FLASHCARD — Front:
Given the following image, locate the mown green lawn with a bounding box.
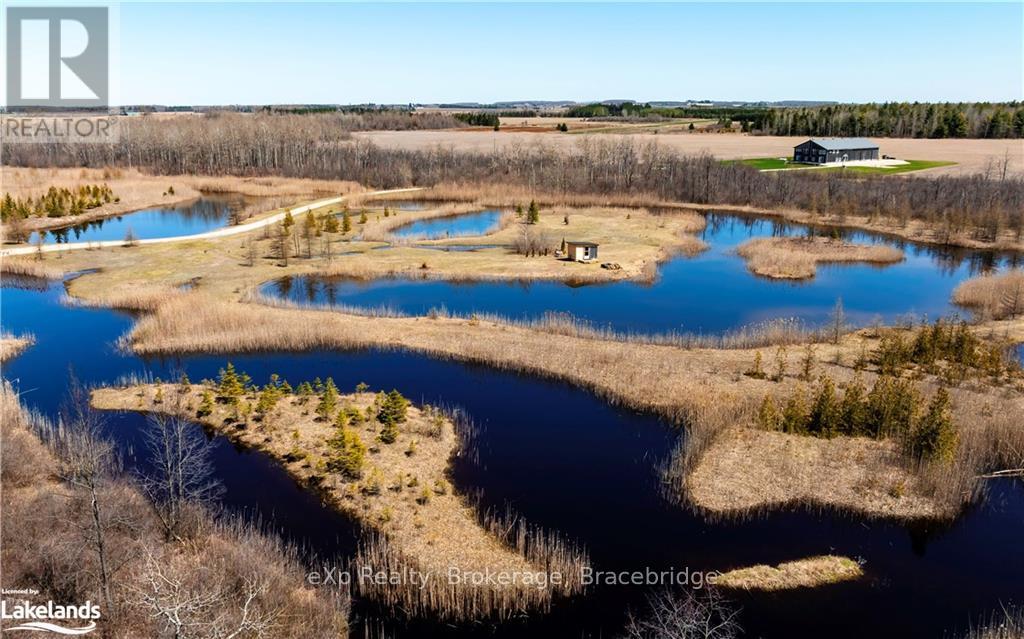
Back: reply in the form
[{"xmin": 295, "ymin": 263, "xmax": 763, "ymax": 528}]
[
  {"xmin": 834, "ymin": 160, "xmax": 957, "ymax": 175},
  {"xmin": 730, "ymin": 158, "xmax": 956, "ymax": 175},
  {"xmin": 735, "ymin": 157, "xmax": 814, "ymax": 170}
]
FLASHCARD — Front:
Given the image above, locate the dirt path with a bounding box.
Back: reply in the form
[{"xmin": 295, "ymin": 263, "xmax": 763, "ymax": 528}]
[{"xmin": 0, "ymin": 187, "xmax": 423, "ymax": 257}]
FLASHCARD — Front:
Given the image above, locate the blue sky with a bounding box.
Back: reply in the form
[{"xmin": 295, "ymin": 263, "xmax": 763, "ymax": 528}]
[{"xmin": 119, "ymin": 2, "xmax": 1023, "ymax": 105}]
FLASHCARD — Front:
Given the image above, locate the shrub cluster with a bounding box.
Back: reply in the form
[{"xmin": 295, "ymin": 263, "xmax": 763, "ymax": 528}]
[
  {"xmin": 758, "ymin": 373, "xmax": 959, "ymax": 463},
  {"xmin": 1, "ymin": 184, "xmax": 116, "ymax": 221},
  {"xmin": 205, "ymin": 363, "xmax": 414, "ymax": 480},
  {"xmin": 875, "ymin": 319, "xmax": 1018, "ymax": 382}
]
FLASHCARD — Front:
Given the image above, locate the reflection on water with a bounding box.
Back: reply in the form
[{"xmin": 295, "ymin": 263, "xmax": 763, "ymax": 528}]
[
  {"xmin": 391, "ymin": 209, "xmax": 503, "ymax": 240},
  {"xmin": 27, "ymin": 195, "xmax": 247, "ymax": 244},
  {"xmin": 2, "ymin": 276, "xmax": 1023, "ymax": 638},
  {"xmin": 265, "ymin": 212, "xmax": 1021, "ymax": 336}
]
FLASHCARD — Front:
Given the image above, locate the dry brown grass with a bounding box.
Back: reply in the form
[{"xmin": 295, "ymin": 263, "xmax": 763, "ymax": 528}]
[
  {"xmin": 269, "ymin": 201, "xmax": 707, "ymax": 284},
  {"xmin": 0, "ymin": 333, "xmax": 33, "ymax": 362},
  {"xmin": 0, "ymin": 382, "xmax": 349, "ymax": 638},
  {"xmin": 713, "ymin": 555, "xmax": 863, "ymax": 591},
  {"xmin": 389, "ymin": 182, "xmax": 690, "ymax": 211},
  {"xmin": 736, "ymin": 236, "xmax": 904, "ymax": 280},
  {"xmin": 354, "ymin": 131, "xmax": 1023, "ymax": 177},
  {"xmin": 686, "ymin": 428, "xmax": 945, "ymax": 519},
  {"xmin": 961, "ymin": 604, "xmax": 1024, "ymax": 639},
  {"xmin": 953, "ymin": 269, "xmax": 1024, "ymax": 321},
  {"xmin": 92, "ymin": 382, "xmax": 586, "ymax": 620},
  {"xmin": 0, "ymin": 255, "xmax": 70, "ymax": 278},
  {"xmin": 0, "ymin": 167, "xmax": 362, "ymax": 238},
  {"xmin": 116, "ymin": 291, "xmax": 1024, "ymax": 522}
]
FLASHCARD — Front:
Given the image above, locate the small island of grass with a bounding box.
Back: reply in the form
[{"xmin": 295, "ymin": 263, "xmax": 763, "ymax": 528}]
[
  {"xmin": 714, "ymin": 555, "xmax": 863, "ymax": 591},
  {"xmin": 91, "ymin": 363, "xmax": 587, "ymax": 622},
  {"xmin": 736, "ymin": 236, "xmax": 904, "ymax": 280}
]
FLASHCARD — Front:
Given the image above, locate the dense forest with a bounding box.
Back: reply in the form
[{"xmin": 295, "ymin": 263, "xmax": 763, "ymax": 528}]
[
  {"xmin": 761, "ymin": 102, "xmax": 1024, "ymax": 139},
  {"xmin": 5, "ymin": 118, "xmax": 1022, "ymax": 240},
  {"xmin": 564, "ymin": 102, "xmax": 1024, "ymax": 139}
]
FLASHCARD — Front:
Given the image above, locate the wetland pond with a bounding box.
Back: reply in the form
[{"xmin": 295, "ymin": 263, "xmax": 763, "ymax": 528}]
[
  {"xmin": 265, "ymin": 212, "xmax": 1022, "ymax": 336},
  {"xmin": 389, "ymin": 208, "xmax": 504, "ymax": 240},
  {"xmin": 3, "ymin": 226, "xmax": 1023, "ymax": 637},
  {"xmin": 27, "ymin": 194, "xmax": 247, "ymax": 245}
]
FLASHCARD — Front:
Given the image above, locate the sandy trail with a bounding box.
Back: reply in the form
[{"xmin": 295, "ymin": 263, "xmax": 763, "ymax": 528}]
[{"xmin": 0, "ymin": 187, "xmax": 423, "ymax": 257}]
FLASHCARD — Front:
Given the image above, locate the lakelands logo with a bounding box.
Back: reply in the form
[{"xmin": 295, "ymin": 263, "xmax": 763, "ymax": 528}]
[{"xmin": 1, "ymin": 599, "xmax": 101, "ymax": 635}]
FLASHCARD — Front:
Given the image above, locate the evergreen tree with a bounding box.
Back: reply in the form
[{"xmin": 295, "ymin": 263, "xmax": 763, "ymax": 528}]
[
  {"xmin": 196, "ymin": 389, "xmax": 214, "ymax": 417},
  {"xmin": 255, "ymin": 384, "xmax": 281, "ymax": 419},
  {"xmin": 358, "ymin": 210, "xmax": 368, "ymax": 224},
  {"xmin": 217, "ymin": 362, "xmax": 245, "ymax": 403},
  {"xmin": 772, "ymin": 346, "xmax": 787, "ymax": 382},
  {"xmin": 324, "ymin": 214, "xmax": 340, "ymax": 233},
  {"xmin": 282, "ymin": 210, "xmax": 295, "ymax": 231},
  {"xmin": 867, "ymin": 375, "xmax": 919, "ymax": 440},
  {"xmin": 377, "ymin": 389, "xmax": 409, "ymax": 425},
  {"xmin": 782, "ymin": 387, "xmax": 809, "ymax": 434},
  {"xmin": 745, "ymin": 351, "xmax": 767, "ymax": 379},
  {"xmin": 909, "ymin": 387, "xmax": 958, "ymax": 463},
  {"xmin": 757, "ymin": 395, "xmax": 781, "ymax": 430},
  {"xmin": 316, "ymin": 377, "xmax": 339, "ymax": 420},
  {"xmin": 379, "ymin": 419, "xmax": 399, "ymax": 444},
  {"xmin": 342, "ymin": 210, "xmax": 352, "ymax": 233},
  {"xmin": 799, "ymin": 345, "xmax": 816, "ymax": 382},
  {"xmin": 326, "ymin": 424, "xmax": 367, "ymax": 478},
  {"xmin": 839, "ymin": 375, "xmax": 870, "ymax": 436},
  {"xmin": 527, "ymin": 200, "xmax": 540, "ymax": 224},
  {"xmin": 296, "ymin": 381, "xmax": 314, "ymax": 403},
  {"xmin": 807, "ymin": 376, "xmax": 841, "ymax": 437}
]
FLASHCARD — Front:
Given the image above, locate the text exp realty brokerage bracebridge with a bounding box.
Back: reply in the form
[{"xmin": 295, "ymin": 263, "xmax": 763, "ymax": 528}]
[{"xmin": 308, "ymin": 566, "xmax": 721, "ymax": 590}]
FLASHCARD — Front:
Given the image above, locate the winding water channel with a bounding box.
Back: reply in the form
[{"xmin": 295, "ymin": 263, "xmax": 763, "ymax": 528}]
[
  {"xmin": 27, "ymin": 194, "xmax": 246, "ymax": 245},
  {"xmin": 267, "ymin": 212, "xmax": 1022, "ymax": 336},
  {"xmin": 2, "ymin": 206, "xmax": 1023, "ymax": 638}
]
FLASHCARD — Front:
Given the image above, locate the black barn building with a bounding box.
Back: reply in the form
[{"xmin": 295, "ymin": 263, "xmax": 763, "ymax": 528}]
[{"xmin": 793, "ymin": 138, "xmax": 880, "ymax": 164}]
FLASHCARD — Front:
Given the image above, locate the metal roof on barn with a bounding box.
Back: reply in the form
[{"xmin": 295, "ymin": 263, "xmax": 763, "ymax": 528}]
[{"xmin": 801, "ymin": 137, "xmax": 879, "ymax": 151}]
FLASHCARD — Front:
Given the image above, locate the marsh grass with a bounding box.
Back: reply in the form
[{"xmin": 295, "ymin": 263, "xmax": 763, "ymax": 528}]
[
  {"xmin": 0, "ymin": 332, "xmax": 34, "ymax": 363},
  {"xmin": 250, "ymin": 284, "xmax": 830, "ymax": 350},
  {"xmin": 953, "ymin": 269, "xmax": 1024, "ymax": 321},
  {"xmin": 736, "ymin": 236, "xmax": 904, "ymax": 280},
  {"xmin": 713, "ymin": 555, "xmax": 863, "ymax": 591},
  {"xmin": 0, "ymin": 256, "xmax": 68, "ymax": 279},
  {"xmin": 0, "ymin": 381, "xmax": 350, "ymax": 638},
  {"xmin": 352, "ymin": 509, "xmax": 589, "ymax": 623},
  {"xmin": 958, "ymin": 604, "xmax": 1024, "ymax": 639}
]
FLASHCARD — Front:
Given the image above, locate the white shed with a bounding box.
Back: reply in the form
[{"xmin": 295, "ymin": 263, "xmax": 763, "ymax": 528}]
[{"xmin": 566, "ymin": 241, "xmax": 599, "ymax": 262}]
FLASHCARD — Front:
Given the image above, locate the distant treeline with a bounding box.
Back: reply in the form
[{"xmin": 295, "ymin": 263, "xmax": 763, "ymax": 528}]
[
  {"xmin": 6, "ymin": 125, "xmax": 1021, "ymax": 240},
  {"xmin": 761, "ymin": 102, "xmax": 1024, "ymax": 139},
  {"xmin": 566, "ymin": 101, "xmax": 768, "ymax": 123},
  {"xmin": 564, "ymin": 101, "xmax": 1024, "ymax": 139},
  {"xmin": 453, "ymin": 112, "xmax": 500, "ymax": 127}
]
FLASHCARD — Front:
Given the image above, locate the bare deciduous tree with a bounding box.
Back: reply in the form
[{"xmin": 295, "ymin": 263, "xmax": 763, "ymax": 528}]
[
  {"xmin": 129, "ymin": 545, "xmax": 280, "ymax": 639},
  {"xmin": 141, "ymin": 405, "xmax": 222, "ymax": 539},
  {"xmin": 51, "ymin": 376, "xmax": 127, "ymax": 618},
  {"xmin": 621, "ymin": 588, "xmax": 742, "ymax": 639}
]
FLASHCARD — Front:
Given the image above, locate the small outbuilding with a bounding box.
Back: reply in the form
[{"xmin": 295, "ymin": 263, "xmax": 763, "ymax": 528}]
[
  {"xmin": 565, "ymin": 241, "xmax": 599, "ymax": 262},
  {"xmin": 793, "ymin": 138, "xmax": 880, "ymax": 165}
]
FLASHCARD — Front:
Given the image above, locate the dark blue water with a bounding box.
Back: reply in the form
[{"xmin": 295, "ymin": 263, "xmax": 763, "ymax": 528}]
[
  {"xmin": 365, "ymin": 199, "xmax": 428, "ymax": 211},
  {"xmin": 27, "ymin": 195, "xmax": 245, "ymax": 245},
  {"xmin": 265, "ymin": 214, "xmax": 1020, "ymax": 336},
  {"xmin": 391, "ymin": 209, "xmax": 503, "ymax": 240},
  {"xmin": 2, "ymin": 274, "xmax": 1023, "ymax": 638}
]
